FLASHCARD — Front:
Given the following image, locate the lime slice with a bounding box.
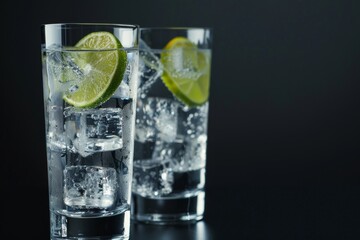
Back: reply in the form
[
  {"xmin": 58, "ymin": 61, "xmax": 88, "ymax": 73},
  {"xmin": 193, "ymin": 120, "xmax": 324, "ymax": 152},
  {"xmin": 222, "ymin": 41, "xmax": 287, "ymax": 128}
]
[
  {"xmin": 63, "ymin": 31, "xmax": 127, "ymax": 108},
  {"xmin": 160, "ymin": 37, "xmax": 210, "ymax": 107}
]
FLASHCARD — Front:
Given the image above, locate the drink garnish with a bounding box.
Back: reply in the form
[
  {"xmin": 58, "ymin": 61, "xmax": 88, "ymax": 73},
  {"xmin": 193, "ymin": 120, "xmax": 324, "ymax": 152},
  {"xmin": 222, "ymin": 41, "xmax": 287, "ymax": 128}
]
[
  {"xmin": 63, "ymin": 31, "xmax": 127, "ymax": 108},
  {"xmin": 160, "ymin": 37, "xmax": 210, "ymax": 107}
]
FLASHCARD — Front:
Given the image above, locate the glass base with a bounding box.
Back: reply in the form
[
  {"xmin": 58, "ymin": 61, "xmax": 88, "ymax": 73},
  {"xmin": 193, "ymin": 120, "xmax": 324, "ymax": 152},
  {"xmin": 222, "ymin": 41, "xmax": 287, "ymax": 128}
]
[
  {"xmin": 50, "ymin": 209, "xmax": 130, "ymax": 239},
  {"xmin": 131, "ymin": 191, "xmax": 205, "ymax": 225}
]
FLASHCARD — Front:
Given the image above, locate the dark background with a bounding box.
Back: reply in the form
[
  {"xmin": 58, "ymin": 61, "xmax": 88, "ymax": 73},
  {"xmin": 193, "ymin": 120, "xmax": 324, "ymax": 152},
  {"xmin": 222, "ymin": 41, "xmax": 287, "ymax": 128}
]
[{"xmin": 1, "ymin": 0, "xmax": 360, "ymax": 239}]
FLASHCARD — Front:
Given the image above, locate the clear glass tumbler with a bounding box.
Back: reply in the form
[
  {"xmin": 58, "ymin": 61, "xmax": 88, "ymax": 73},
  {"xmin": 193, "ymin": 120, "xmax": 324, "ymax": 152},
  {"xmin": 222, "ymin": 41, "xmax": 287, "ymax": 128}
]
[
  {"xmin": 131, "ymin": 27, "xmax": 213, "ymax": 224},
  {"xmin": 41, "ymin": 23, "xmax": 139, "ymax": 239}
]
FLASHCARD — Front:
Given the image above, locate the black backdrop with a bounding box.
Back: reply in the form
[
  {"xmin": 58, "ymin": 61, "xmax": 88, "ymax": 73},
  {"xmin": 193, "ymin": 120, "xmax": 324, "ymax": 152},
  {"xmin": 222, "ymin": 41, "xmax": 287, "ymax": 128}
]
[{"xmin": 1, "ymin": 0, "xmax": 360, "ymax": 239}]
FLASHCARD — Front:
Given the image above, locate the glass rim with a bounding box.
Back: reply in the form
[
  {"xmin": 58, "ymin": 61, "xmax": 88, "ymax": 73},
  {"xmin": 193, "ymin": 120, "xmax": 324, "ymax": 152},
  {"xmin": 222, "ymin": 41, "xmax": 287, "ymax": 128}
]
[
  {"xmin": 140, "ymin": 26, "xmax": 213, "ymax": 31},
  {"xmin": 42, "ymin": 23, "xmax": 139, "ymax": 30}
]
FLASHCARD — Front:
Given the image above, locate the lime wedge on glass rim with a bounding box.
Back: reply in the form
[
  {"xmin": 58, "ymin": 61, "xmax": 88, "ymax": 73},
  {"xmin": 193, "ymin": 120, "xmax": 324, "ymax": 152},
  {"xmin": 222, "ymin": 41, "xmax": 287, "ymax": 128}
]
[
  {"xmin": 160, "ymin": 37, "xmax": 210, "ymax": 107},
  {"xmin": 63, "ymin": 31, "xmax": 127, "ymax": 108}
]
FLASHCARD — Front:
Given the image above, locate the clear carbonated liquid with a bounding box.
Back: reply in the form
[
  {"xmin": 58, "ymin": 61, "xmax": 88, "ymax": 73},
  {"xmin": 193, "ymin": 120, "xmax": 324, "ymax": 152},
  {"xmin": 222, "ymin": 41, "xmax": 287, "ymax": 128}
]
[
  {"xmin": 43, "ymin": 47, "xmax": 137, "ymax": 238},
  {"xmin": 131, "ymin": 44, "xmax": 210, "ymax": 223}
]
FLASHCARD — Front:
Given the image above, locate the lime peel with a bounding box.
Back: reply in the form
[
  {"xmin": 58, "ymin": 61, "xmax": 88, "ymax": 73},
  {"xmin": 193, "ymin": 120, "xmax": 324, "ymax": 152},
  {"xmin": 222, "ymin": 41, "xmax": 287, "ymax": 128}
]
[
  {"xmin": 63, "ymin": 31, "xmax": 127, "ymax": 108},
  {"xmin": 160, "ymin": 37, "xmax": 210, "ymax": 107}
]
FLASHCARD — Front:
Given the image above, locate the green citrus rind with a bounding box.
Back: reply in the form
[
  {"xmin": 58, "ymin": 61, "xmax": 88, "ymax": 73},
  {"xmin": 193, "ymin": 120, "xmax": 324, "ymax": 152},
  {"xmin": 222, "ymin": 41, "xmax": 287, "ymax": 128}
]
[
  {"xmin": 160, "ymin": 37, "xmax": 210, "ymax": 107},
  {"xmin": 63, "ymin": 31, "xmax": 127, "ymax": 108}
]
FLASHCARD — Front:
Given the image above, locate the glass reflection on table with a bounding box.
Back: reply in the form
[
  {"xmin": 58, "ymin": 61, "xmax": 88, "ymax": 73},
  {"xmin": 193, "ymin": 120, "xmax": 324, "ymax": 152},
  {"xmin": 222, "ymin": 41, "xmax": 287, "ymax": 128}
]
[{"xmin": 130, "ymin": 221, "xmax": 214, "ymax": 240}]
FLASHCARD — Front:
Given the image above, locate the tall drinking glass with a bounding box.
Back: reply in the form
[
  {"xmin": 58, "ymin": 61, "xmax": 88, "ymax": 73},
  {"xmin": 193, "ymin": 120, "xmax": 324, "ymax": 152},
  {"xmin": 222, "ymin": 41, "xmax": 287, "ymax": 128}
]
[
  {"xmin": 131, "ymin": 27, "xmax": 213, "ymax": 224},
  {"xmin": 41, "ymin": 23, "xmax": 139, "ymax": 239}
]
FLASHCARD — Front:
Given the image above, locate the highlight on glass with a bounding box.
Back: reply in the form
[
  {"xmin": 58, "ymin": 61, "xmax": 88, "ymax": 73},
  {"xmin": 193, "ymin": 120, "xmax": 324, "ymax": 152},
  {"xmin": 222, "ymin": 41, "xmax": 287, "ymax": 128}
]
[
  {"xmin": 131, "ymin": 27, "xmax": 213, "ymax": 224},
  {"xmin": 41, "ymin": 23, "xmax": 139, "ymax": 239}
]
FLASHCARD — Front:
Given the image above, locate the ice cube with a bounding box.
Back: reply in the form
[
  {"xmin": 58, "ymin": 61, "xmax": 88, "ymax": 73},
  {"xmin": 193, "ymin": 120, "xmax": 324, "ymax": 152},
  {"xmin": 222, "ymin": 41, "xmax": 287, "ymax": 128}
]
[
  {"xmin": 179, "ymin": 103, "xmax": 208, "ymax": 138},
  {"xmin": 151, "ymin": 139, "xmax": 185, "ymax": 163},
  {"xmin": 47, "ymin": 105, "xmax": 66, "ymax": 152},
  {"xmin": 150, "ymin": 135, "xmax": 207, "ymax": 172},
  {"xmin": 113, "ymin": 77, "xmax": 131, "ymax": 99},
  {"xmin": 113, "ymin": 60, "xmax": 134, "ymax": 99},
  {"xmin": 64, "ymin": 166, "xmax": 117, "ymax": 209},
  {"xmin": 138, "ymin": 40, "xmax": 163, "ymax": 95},
  {"xmin": 132, "ymin": 159, "xmax": 173, "ymax": 197},
  {"xmin": 64, "ymin": 107, "xmax": 123, "ymax": 157},
  {"xmin": 135, "ymin": 97, "xmax": 178, "ymax": 143},
  {"xmin": 45, "ymin": 47, "xmax": 86, "ymax": 104},
  {"xmin": 46, "ymin": 47, "xmax": 84, "ymax": 89},
  {"xmin": 180, "ymin": 134, "xmax": 207, "ymax": 171}
]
